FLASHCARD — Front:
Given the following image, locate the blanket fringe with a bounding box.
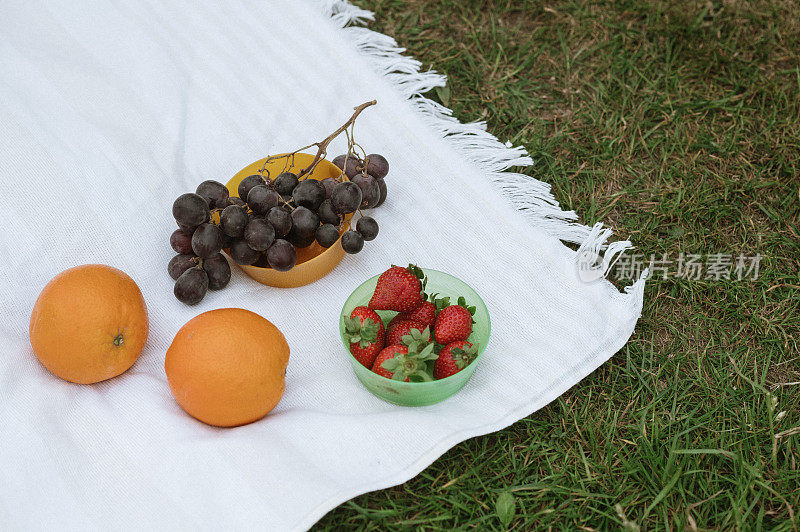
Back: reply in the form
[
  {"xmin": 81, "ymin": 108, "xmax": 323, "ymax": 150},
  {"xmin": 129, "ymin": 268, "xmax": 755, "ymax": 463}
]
[{"xmin": 319, "ymin": 0, "xmax": 646, "ymax": 294}]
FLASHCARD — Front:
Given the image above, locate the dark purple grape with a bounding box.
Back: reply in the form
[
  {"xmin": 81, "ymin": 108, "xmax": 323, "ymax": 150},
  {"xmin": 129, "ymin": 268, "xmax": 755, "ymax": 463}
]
[
  {"xmin": 220, "ymin": 205, "xmax": 248, "ymax": 237},
  {"xmin": 356, "ymin": 216, "xmax": 379, "ymax": 241},
  {"xmin": 230, "ymin": 239, "xmax": 262, "ymax": 265},
  {"xmin": 220, "ymin": 232, "xmax": 233, "ymax": 248},
  {"xmin": 168, "ymin": 254, "xmax": 197, "ymax": 280},
  {"xmin": 332, "ymin": 154, "xmax": 362, "ymax": 178},
  {"xmin": 330, "ymin": 181, "xmax": 362, "ymax": 214},
  {"xmin": 292, "ymin": 179, "xmax": 326, "ymax": 210},
  {"xmin": 318, "ymin": 199, "xmax": 341, "ymax": 226},
  {"xmin": 290, "ymin": 206, "xmax": 319, "ymax": 238},
  {"xmin": 267, "ymin": 206, "xmax": 292, "ymax": 237},
  {"xmin": 228, "ymin": 196, "xmax": 246, "ymax": 207},
  {"xmin": 177, "ymin": 222, "xmax": 198, "ymax": 235},
  {"xmin": 173, "ymin": 193, "xmax": 209, "ymax": 227},
  {"xmin": 196, "ymin": 180, "xmax": 229, "ymax": 209},
  {"xmin": 252, "ymin": 254, "xmax": 270, "ymax": 268},
  {"xmin": 351, "ymin": 174, "xmax": 380, "ymax": 209},
  {"xmin": 266, "ymin": 239, "xmax": 297, "ymax": 271},
  {"xmin": 341, "ymin": 230, "xmax": 364, "ymax": 254},
  {"xmin": 244, "ymin": 218, "xmax": 276, "ymax": 251},
  {"xmin": 274, "ymin": 172, "xmax": 299, "ymax": 195},
  {"xmin": 375, "ymin": 177, "xmax": 387, "ymax": 207},
  {"xmin": 238, "ymin": 174, "xmax": 266, "ymax": 202},
  {"xmin": 191, "ymin": 223, "xmax": 224, "ymax": 258},
  {"xmin": 247, "ymin": 185, "xmax": 281, "ymax": 215},
  {"xmin": 174, "ymin": 267, "xmax": 208, "ymax": 305},
  {"xmin": 170, "ymin": 229, "xmax": 193, "ymax": 254},
  {"xmin": 203, "ymin": 253, "xmax": 231, "ymax": 290},
  {"xmin": 321, "ymin": 178, "xmax": 338, "ymax": 198},
  {"xmin": 364, "ymin": 154, "xmax": 389, "ymax": 179},
  {"xmin": 287, "ymin": 230, "xmax": 316, "ymax": 248},
  {"xmin": 316, "ymin": 224, "xmax": 340, "ymax": 248}
]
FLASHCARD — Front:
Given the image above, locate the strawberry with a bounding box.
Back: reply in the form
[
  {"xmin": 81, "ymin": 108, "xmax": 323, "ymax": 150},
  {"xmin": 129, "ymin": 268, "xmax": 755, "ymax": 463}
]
[
  {"xmin": 343, "ymin": 306, "xmax": 385, "ymax": 368},
  {"xmin": 368, "ymin": 264, "xmax": 425, "ymax": 312},
  {"xmin": 406, "ymin": 300, "xmax": 436, "ymax": 326},
  {"xmin": 389, "ymin": 299, "xmax": 437, "ymax": 329},
  {"xmin": 386, "ymin": 313, "xmax": 405, "ymax": 329},
  {"xmin": 371, "ymin": 345, "xmax": 408, "ymax": 379},
  {"xmin": 386, "ymin": 320, "xmax": 427, "ymax": 346},
  {"xmin": 433, "ymin": 303, "xmax": 474, "ymax": 344},
  {"xmin": 351, "ymin": 306, "xmax": 385, "ymax": 337},
  {"xmin": 372, "ymin": 342, "xmax": 438, "ymax": 381},
  {"xmin": 434, "ymin": 340, "xmax": 478, "ymax": 379}
]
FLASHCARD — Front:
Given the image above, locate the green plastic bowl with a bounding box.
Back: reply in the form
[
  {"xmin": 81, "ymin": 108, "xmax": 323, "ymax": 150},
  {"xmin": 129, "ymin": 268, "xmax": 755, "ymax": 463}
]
[{"xmin": 339, "ymin": 268, "xmax": 490, "ymax": 406}]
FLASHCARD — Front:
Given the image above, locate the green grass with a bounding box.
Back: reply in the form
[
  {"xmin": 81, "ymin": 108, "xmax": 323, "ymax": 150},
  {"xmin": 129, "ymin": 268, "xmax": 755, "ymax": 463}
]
[{"xmin": 315, "ymin": 1, "xmax": 800, "ymax": 529}]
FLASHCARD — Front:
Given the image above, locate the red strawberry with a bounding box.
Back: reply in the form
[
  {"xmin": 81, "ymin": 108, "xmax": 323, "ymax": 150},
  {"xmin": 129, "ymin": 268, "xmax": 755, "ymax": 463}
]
[
  {"xmin": 368, "ymin": 265, "xmax": 424, "ymax": 312},
  {"xmin": 386, "ymin": 319, "xmax": 427, "ymax": 346},
  {"xmin": 343, "ymin": 306, "xmax": 385, "ymax": 368},
  {"xmin": 371, "ymin": 344, "xmax": 409, "ymax": 380},
  {"xmin": 388, "ymin": 300, "xmax": 437, "ymax": 330},
  {"xmin": 433, "ymin": 304, "xmax": 473, "ymax": 344},
  {"xmin": 403, "ymin": 300, "xmax": 437, "ymax": 327},
  {"xmin": 386, "ymin": 313, "xmax": 405, "ymax": 329},
  {"xmin": 351, "ymin": 306, "xmax": 385, "ymax": 336},
  {"xmin": 372, "ymin": 342, "xmax": 438, "ymax": 381},
  {"xmin": 434, "ymin": 340, "xmax": 478, "ymax": 379}
]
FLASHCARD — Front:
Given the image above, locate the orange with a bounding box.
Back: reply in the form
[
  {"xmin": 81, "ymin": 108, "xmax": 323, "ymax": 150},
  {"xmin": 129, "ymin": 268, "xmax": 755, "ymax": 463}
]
[
  {"xmin": 165, "ymin": 308, "xmax": 290, "ymax": 427},
  {"xmin": 29, "ymin": 264, "xmax": 149, "ymax": 384}
]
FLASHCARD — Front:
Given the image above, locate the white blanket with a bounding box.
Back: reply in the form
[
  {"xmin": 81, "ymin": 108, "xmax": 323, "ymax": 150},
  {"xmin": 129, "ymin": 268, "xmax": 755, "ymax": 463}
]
[{"xmin": 0, "ymin": 1, "xmax": 645, "ymax": 529}]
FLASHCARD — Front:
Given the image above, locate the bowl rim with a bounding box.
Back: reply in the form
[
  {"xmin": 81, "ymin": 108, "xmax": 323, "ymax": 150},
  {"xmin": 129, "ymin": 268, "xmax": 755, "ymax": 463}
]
[{"xmin": 339, "ymin": 267, "xmax": 491, "ymax": 386}]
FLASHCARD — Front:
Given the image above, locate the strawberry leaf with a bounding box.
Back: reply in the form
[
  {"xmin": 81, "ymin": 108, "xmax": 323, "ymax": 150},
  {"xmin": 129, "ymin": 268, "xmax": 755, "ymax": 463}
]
[
  {"xmin": 407, "ymin": 264, "xmax": 428, "ymax": 298},
  {"xmin": 344, "ymin": 315, "xmax": 380, "ymax": 346},
  {"xmin": 405, "ymin": 340, "xmax": 422, "ymax": 354},
  {"xmin": 417, "ymin": 343, "xmax": 438, "ymax": 361},
  {"xmin": 401, "ymin": 327, "xmax": 430, "ymax": 348},
  {"xmin": 381, "ymin": 358, "xmax": 401, "ymax": 372},
  {"xmin": 343, "ymin": 316, "xmax": 360, "ymax": 333},
  {"xmin": 410, "ymin": 370, "xmax": 433, "ymax": 382},
  {"xmin": 452, "ymin": 344, "xmax": 478, "ymax": 369},
  {"xmin": 420, "ymin": 326, "xmax": 431, "ymax": 341},
  {"xmin": 434, "ymin": 296, "xmax": 450, "ymax": 311},
  {"xmin": 408, "ymin": 264, "xmax": 425, "ymax": 280}
]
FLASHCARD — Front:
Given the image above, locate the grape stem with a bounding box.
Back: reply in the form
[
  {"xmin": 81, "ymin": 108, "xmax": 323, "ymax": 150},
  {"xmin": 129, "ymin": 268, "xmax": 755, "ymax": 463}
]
[
  {"xmin": 299, "ymin": 100, "xmax": 376, "ymax": 178},
  {"xmin": 259, "ymin": 100, "xmax": 377, "ymax": 180},
  {"xmin": 280, "ymin": 197, "xmax": 296, "ymax": 211}
]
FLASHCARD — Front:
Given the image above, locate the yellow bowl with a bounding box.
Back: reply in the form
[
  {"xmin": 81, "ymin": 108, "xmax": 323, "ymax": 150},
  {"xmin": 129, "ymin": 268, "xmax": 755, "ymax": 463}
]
[{"xmin": 225, "ymin": 153, "xmax": 350, "ymax": 288}]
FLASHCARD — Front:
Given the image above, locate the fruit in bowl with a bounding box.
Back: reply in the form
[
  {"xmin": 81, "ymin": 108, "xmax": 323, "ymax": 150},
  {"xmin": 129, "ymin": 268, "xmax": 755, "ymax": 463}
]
[
  {"xmin": 340, "ymin": 265, "xmax": 490, "ymax": 406},
  {"xmin": 165, "ymin": 101, "xmax": 393, "ymax": 302}
]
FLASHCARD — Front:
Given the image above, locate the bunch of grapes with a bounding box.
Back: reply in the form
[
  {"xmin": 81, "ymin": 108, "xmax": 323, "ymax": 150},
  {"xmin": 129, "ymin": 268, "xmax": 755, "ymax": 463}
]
[{"xmin": 168, "ymin": 151, "xmax": 390, "ymax": 305}]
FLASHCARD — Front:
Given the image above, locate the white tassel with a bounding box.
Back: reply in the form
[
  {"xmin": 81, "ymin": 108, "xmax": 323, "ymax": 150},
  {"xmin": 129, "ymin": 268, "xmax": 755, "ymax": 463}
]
[
  {"xmin": 318, "ymin": 0, "xmax": 373, "ymax": 27},
  {"xmin": 319, "ymin": 0, "xmax": 647, "ymax": 293}
]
